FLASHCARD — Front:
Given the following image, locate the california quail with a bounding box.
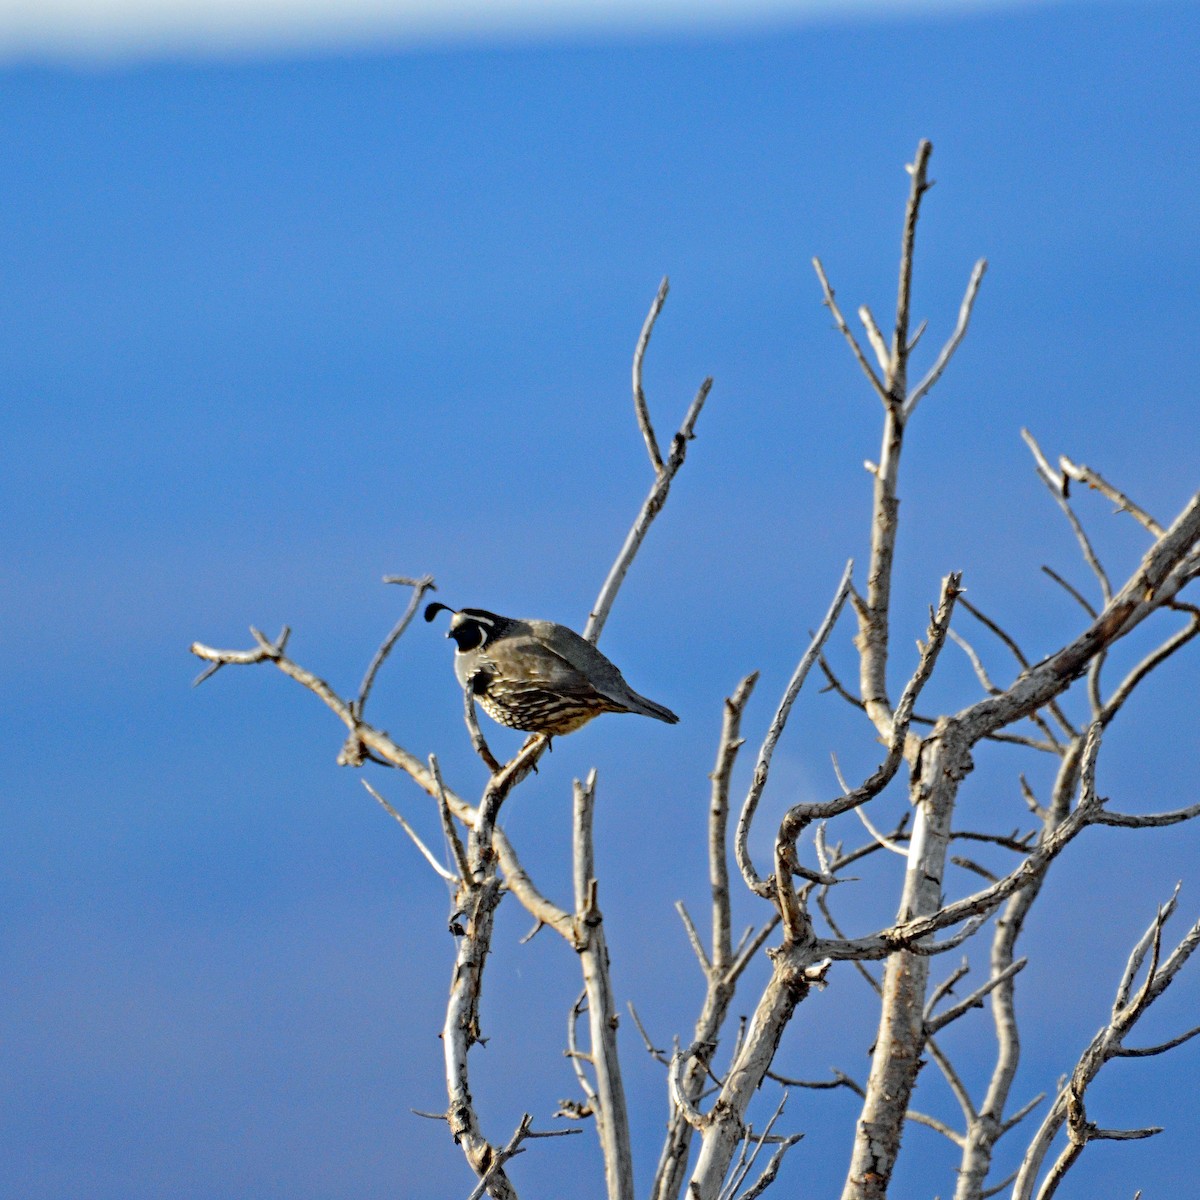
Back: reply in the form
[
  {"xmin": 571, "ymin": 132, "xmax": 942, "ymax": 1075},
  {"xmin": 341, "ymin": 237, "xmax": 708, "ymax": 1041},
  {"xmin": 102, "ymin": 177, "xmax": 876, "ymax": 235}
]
[{"xmin": 425, "ymin": 604, "xmax": 679, "ymax": 736}]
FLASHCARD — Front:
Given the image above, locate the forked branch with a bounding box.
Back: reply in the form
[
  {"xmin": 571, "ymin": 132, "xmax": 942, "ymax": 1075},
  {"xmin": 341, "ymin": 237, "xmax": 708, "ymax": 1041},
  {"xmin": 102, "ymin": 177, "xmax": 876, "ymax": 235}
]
[{"xmin": 1012, "ymin": 893, "xmax": 1200, "ymax": 1200}]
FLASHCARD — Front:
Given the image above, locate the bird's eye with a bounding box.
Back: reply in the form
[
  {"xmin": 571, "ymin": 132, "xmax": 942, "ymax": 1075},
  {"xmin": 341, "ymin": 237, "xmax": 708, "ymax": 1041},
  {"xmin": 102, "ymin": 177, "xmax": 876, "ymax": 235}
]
[{"xmin": 450, "ymin": 622, "xmax": 486, "ymax": 652}]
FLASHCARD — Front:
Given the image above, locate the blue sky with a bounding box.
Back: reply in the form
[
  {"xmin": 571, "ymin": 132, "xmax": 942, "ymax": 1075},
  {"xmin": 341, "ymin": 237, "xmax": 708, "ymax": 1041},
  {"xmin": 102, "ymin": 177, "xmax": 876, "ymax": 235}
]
[{"xmin": 3, "ymin": 2, "xmax": 1200, "ymax": 1197}]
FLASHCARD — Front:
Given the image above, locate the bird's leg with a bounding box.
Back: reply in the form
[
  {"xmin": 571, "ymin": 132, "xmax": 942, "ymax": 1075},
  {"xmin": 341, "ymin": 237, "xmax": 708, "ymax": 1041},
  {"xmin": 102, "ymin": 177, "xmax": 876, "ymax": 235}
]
[{"xmin": 518, "ymin": 732, "xmax": 546, "ymax": 766}]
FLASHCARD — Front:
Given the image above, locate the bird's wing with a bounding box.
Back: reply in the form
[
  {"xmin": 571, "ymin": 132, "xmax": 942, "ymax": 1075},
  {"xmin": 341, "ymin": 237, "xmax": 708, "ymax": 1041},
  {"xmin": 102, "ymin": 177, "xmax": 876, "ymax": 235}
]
[{"xmin": 516, "ymin": 623, "xmax": 634, "ymax": 708}]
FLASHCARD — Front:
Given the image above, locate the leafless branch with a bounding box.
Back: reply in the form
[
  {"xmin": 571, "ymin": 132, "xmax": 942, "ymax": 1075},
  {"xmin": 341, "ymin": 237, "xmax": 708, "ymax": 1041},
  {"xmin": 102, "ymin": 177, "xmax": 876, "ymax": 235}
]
[
  {"xmin": 443, "ymin": 843, "xmax": 512, "ymax": 1196},
  {"xmin": 817, "ymin": 653, "xmax": 867, "ymax": 712},
  {"xmin": 354, "ymin": 574, "xmax": 436, "ymax": 717},
  {"xmin": 950, "ymin": 856, "xmax": 998, "ymax": 883},
  {"xmin": 1001, "ymin": 1093, "xmax": 1048, "ymax": 1137},
  {"xmin": 651, "ymin": 676, "xmax": 768, "ymax": 1200},
  {"xmin": 951, "ymin": 627, "xmax": 1000, "ymax": 694},
  {"xmin": 926, "ymin": 958, "xmax": 1027, "ymax": 1035},
  {"xmin": 362, "ymin": 779, "xmax": 457, "ymax": 883},
  {"xmin": 979, "ymin": 1169, "xmax": 1019, "ymax": 1199},
  {"xmin": 1013, "ymin": 893, "xmax": 1200, "ymax": 1200},
  {"xmin": 927, "ymin": 1036, "xmax": 977, "ymax": 1125},
  {"xmin": 1058, "ymin": 456, "xmax": 1164, "ymax": 536},
  {"xmin": 566, "ymin": 991, "xmax": 599, "ymax": 1110},
  {"xmin": 669, "ymin": 1040, "xmax": 710, "ymax": 1132},
  {"xmin": 1117, "ymin": 1023, "xmax": 1200, "ymax": 1057},
  {"xmin": 586, "ymin": 374, "xmax": 713, "ymax": 643},
  {"xmin": 906, "ymin": 1109, "xmax": 965, "ymax": 1147},
  {"xmin": 627, "ymin": 1002, "xmax": 669, "ymax": 1065},
  {"xmin": 463, "ymin": 1114, "xmax": 581, "ymax": 1200},
  {"xmin": 924, "ymin": 958, "xmax": 970, "ymax": 1022},
  {"xmin": 1090, "ymin": 798, "xmax": 1200, "ymax": 829},
  {"xmin": 570, "ymin": 771, "xmax": 635, "ymax": 1200},
  {"xmin": 736, "ymin": 560, "xmax": 854, "ymax": 898},
  {"xmin": 430, "ymin": 754, "xmax": 471, "ymax": 882},
  {"xmin": 677, "ymin": 900, "xmax": 712, "ymax": 975},
  {"xmin": 858, "ymin": 304, "xmax": 890, "ymax": 374},
  {"xmin": 729, "ymin": 1133, "xmax": 804, "ymax": 1200},
  {"xmin": 191, "ymin": 137, "xmax": 1200, "ymax": 1200},
  {"xmin": 710, "ymin": 672, "xmax": 758, "ymax": 974},
  {"xmin": 1101, "ymin": 611, "xmax": 1200, "ymax": 722},
  {"xmin": 767, "ymin": 1067, "xmax": 863, "ymax": 1095},
  {"xmin": 1022, "ymin": 429, "xmax": 1112, "ymax": 604},
  {"xmin": 463, "ymin": 689, "xmax": 503, "ymax": 773},
  {"xmin": 192, "ymin": 274, "xmax": 713, "ymax": 1197},
  {"xmin": 1019, "ymin": 774, "xmax": 1047, "ymax": 819},
  {"xmin": 633, "ymin": 276, "xmax": 670, "ymax": 474},
  {"xmin": 728, "ymin": 915, "xmax": 782, "ymax": 983},
  {"xmin": 717, "ymin": 1092, "xmax": 796, "ymax": 1200},
  {"xmin": 958, "ymin": 596, "xmax": 1078, "ymax": 740},
  {"xmin": 1039, "ymin": 565, "xmax": 1098, "ymax": 618},
  {"xmin": 775, "ymin": 573, "xmax": 961, "ymax": 936},
  {"xmin": 685, "ymin": 950, "xmax": 830, "ymax": 1197},
  {"xmin": 839, "ymin": 516, "xmax": 1200, "ymax": 1199},
  {"xmin": 191, "ymin": 345, "xmax": 706, "ymax": 1191},
  {"xmin": 191, "ymin": 624, "xmax": 290, "ymax": 685},
  {"xmin": 953, "ymin": 768, "xmax": 1055, "ymax": 1200},
  {"xmin": 846, "ymin": 783, "xmax": 907, "ymax": 856},
  {"xmin": 889, "ymin": 139, "xmax": 934, "ymax": 395},
  {"xmin": 812, "ymin": 257, "xmax": 890, "ymax": 403},
  {"xmin": 904, "ymin": 256, "xmax": 987, "ymax": 419}
]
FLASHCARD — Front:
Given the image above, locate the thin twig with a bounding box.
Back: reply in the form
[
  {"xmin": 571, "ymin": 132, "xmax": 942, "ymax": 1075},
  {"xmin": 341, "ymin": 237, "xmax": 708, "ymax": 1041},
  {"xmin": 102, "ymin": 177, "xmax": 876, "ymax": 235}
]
[
  {"xmin": 627, "ymin": 1002, "xmax": 669, "ymax": 1065},
  {"xmin": 889, "ymin": 138, "xmax": 934, "ymax": 397},
  {"xmin": 1022, "ymin": 429, "xmax": 1112, "ymax": 604},
  {"xmin": 586, "ymin": 375, "xmax": 713, "ymax": 644},
  {"xmin": 1013, "ymin": 893, "xmax": 1200, "ymax": 1200},
  {"xmin": 812, "ymin": 258, "xmax": 890, "ymax": 403},
  {"xmin": 736, "ymin": 560, "xmax": 854, "ymax": 897},
  {"xmin": 927, "ymin": 1036, "xmax": 977, "ymax": 1124},
  {"xmin": 731, "ymin": 1133, "xmax": 804, "ymax": 1200},
  {"xmin": 677, "ymin": 900, "xmax": 712, "ymax": 976},
  {"xmin": 858, "ymin": 304, "xmax": 891, "ymax": 374},
  {"xmin": 926, "ymin": 959, "xmax": 1027, "ymax": 1035},
  {"xmin": 1039, "ymin": 565, "xmax": 1098, "ymax": 618},
  {"xmin": 906, "ymin": 1109, "xmax": 965, "ymax": 1147},
  {"xmin": 767, "ymin": 1068, "xmax": 863, "ymax": 1095},
  {"xmin": 355, "ymin": 574, "xmax": 436, "ymax": 717},
  {"xmin": 464, "ymin": 688, "xmax": 502, "ymax": 774},
  {"xmin": 362, "ymin": 780, "xmax": 457, "ymax": 883},
  {"xmin": 430, "ymin": 754, "xmax": 471, "ymax": 882},
  {"xmin": 904, "ymin": 257, "xmax": 987, "ymax": 419},
  {"xmin": 1058, "ymin": 456, "xmax": 1163, "ymax": 536},
  {"xmin": 832, "ymin": 754, "xmax": 906, "ymax": 856},
  {"xmin": 924, "ymin": 958, "xmax": 970, "ymax": 1023},
  {"xmin": 958, "ymin": 595, "xmax": 1078, "ymax": 740},
  {"xmin": 709, "ymin": 672, "xmax": 759, "ymax": 979},
  {"xmin": 633, "ymin": 276, "xmax": 670, "ymax": 474},
  {"xmin": 566, "ymin": 991, "xmax": 599, "ymax": 1107},
  {"xmin": 463, "ymin": 1114, "xmax": 581, "ymax": 1200}
]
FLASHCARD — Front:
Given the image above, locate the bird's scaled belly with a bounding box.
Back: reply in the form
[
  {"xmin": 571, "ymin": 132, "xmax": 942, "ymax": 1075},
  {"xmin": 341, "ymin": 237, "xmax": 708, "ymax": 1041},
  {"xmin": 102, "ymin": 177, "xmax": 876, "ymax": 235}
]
[{"xmin": 478, "ymin": 686, "xmax": 605, "ymax": 735}]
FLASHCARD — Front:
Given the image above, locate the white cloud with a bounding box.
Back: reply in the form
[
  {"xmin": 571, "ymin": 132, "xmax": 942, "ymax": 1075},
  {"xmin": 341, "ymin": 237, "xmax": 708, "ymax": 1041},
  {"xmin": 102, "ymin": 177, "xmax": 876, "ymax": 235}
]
[{"xmin": 0, "ymin": 0, "xmax": 1061, "ymax": 61}]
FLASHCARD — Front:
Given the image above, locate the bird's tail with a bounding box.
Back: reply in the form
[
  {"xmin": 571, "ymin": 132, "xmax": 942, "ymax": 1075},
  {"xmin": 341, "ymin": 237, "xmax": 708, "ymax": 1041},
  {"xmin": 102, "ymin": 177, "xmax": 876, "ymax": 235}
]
[{"xmin": 624, "ymin": 690, "xmax": 679, "ymax": 724}]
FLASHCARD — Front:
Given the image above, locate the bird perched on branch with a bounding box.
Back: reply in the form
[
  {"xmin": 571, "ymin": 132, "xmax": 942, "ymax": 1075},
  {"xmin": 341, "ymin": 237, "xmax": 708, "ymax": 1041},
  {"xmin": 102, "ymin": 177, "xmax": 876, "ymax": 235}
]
[{"xmin": 425, "ymin": 604, "xmax": 678, "ymax": 737}]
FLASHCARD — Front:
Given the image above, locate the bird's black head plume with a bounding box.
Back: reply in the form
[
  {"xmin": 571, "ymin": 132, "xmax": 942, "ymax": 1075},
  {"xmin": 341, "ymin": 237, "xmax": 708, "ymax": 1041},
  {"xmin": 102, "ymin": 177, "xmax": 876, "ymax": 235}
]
[{"xmin": 424, "ymin": 602, "xmax": 455, "ymax": 623}]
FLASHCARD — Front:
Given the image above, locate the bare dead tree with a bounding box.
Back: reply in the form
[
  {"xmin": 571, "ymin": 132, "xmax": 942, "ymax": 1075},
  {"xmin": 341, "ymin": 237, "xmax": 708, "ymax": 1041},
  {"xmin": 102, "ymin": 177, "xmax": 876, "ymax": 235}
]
[{"xmin": 191, "ymin": 141, "xmax": 1200, "ymax": 1200}]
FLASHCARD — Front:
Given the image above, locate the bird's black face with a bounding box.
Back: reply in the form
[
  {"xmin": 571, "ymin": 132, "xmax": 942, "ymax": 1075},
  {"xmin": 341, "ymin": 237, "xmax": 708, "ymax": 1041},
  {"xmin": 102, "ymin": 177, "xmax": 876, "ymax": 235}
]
[
  {"xmin": 424, "ymin": 603, "xmax": 504, "ymax": 653},
  {"xmin": 447, "ymin": 616, "xmax": 489, "ymax": 651}
]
